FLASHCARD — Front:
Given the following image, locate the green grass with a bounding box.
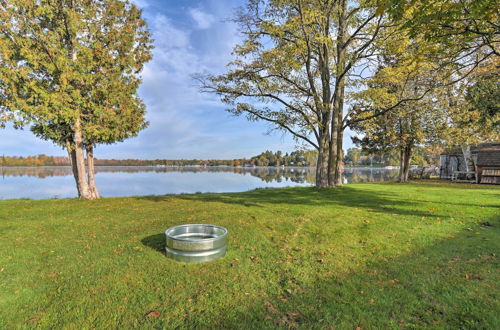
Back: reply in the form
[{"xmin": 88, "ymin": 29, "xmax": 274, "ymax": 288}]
[{"xmin": 0, "ymin": 181, "xmax": 498, "ymax": 329}]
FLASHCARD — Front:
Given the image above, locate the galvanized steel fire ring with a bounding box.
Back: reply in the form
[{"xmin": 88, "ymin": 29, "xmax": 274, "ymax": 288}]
[{"xmin": 165, "ymin": 224, "xmax": 228, "ymax": 263}]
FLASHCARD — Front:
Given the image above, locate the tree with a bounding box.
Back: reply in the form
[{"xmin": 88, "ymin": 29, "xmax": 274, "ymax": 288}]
[
  {"xmin": 438, "ymin": 58, "xmax": 500, "ymax": 172},
  {"xmin": 350, "ymin": 38, "xmax": 447, "ymax": 182},
  {"xmin": 199, "ymin": 0, "xmax": 404, "ymax": 187},
  {"xmin": 0, "ymin": 0, "xmax": 153, "ymax": 199},
  {"xmin": 465, "ymin": 58, "xmax": 500, "ymax": 129},
  {"xmin": 386, "ymin": 0, "xmax": 499, "ymax": 57},
  {"xmin": 381, "ymin": 0, "xmax": 498, "ymax": 94}
]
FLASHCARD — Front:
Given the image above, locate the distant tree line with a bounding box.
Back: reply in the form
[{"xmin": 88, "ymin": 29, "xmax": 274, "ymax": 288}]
[
  {"xmin": 2, "ymin": 147, "xmax": 444, "ymax": 168},
  {"xmin": 0, "ymin": 150, "xmax": 319, "ymax": 167},
  {"xmin": 344, "ymin": 147, "xmax": 442, "ymax": 168},
  {"xmin": 0, "ymin": 155, "xmax": 70, "ymax": 167}
]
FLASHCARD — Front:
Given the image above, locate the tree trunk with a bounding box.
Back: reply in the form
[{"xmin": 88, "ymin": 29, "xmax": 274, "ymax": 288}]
[
  {"xmin": 329, "ymin": 0, "xmax": 347, "ymax": 187},
  {"xmin": 403, "ymin": 145, "xmax": 412, "ymax": 182},
  {"xmin": 68, "ymin": 34, "xmax": 94, "ymax": 199},
  {"xmin": 66, "ymin": 141, "xmax": 81, "ymax": 197},
  {"xmin": 399, "ymin": 145, "xmax": 412, "ymax": 182},
  {"xmin": 86, "ymin": 145, "xmax": 100, "ymax": 199},
  {"xmin": 316, "ymin": 132, "xmax": 331, "ymax": 188},
  {"xmin": 461, "ymin": 144, "xmax": 472, "ymax": 172},
  {"xmin": 334, "ymin": 127, "xmax": 344, "ymax": 186},
  {"xmin": 73, "ymin": 117, "xmax": 93, "ymax": 199},
  {"xmin": 398, "ymin": 147, "xmax": 406, "ymax": 182},
  {"xmin": 328, "ymin": 113, "xmax": 339, "ymax": 187}
]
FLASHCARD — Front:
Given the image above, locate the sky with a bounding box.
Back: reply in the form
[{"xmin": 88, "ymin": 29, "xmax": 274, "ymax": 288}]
[{"xmin": 0, "ymin": 0, "xmax": 355, "ymax": 160}]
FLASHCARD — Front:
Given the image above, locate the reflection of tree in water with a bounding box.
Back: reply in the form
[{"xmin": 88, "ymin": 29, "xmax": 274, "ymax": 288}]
[
  {"xmin": 0, "ymin": 166, "xmax": 399, "ymax": 184},
  {"xmin": 0, "ymin": 167, "xmax": 73, "ymax": 179}
]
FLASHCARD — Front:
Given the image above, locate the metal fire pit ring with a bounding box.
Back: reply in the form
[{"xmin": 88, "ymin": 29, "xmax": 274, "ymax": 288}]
[{"xmin": 165, "ymin": 224, "xmax": 228, "ymax": 263}]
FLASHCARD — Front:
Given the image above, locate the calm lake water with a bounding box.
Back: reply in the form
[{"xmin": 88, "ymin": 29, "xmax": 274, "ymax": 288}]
[{"xmin": 0, "ymin": 166, "xmax": 399, "ymax": 200}]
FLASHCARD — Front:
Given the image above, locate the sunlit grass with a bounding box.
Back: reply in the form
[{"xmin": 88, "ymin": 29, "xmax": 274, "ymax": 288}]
[{"xmin": 0, "ymin": 181, "xmax": 498, "ymax": 328}]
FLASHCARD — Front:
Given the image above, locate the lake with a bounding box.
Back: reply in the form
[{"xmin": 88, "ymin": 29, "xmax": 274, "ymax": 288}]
[{"xmin": 0, "ymin": 166, "xmax": 399, "ymax": 200}]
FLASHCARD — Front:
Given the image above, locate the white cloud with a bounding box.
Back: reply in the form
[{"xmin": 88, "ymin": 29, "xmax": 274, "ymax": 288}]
[{"xmin": 188, "ymin": 8, "xmax": 216, "ymax": 29}]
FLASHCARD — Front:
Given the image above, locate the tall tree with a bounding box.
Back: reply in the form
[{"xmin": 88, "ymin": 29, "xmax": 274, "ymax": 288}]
[
  {"xmin": 199, "ymin": 0, "xmax": 398, "ymax": 187},
  {"xmin": 0, "ymin": 0, "xmax": 152, "ymax": 199}
]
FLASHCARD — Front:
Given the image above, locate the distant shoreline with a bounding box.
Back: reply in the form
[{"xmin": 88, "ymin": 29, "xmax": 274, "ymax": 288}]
[{"xmin": 0, "ymin": 164, "xmax": 401, "ymax": 169}]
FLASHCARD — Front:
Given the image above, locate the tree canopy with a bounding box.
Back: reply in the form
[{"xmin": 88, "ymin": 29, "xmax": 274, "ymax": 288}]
[{"xmin": 0, "ymin": 0, "xmax": 153, "ymax": 199}]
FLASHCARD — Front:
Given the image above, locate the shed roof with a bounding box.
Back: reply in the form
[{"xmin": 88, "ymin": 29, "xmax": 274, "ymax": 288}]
[
  {"xmin": 440, "ymin": 146, "xmax": 480, "ymax": 157},
  {"xmin": 477, "ymin": 143, "xmax": 500, "ymax": 167}
]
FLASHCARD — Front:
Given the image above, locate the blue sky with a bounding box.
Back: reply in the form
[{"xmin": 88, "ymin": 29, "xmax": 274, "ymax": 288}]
[{"xmin": 0, "ymin": 0, "xmax": 355, "ymax": 159}]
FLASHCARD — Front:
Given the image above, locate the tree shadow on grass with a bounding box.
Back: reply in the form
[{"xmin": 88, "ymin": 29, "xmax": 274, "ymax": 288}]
[
  {"xmin": 141, "ymin": 233, "xmax": 165, "ymax": 254},
  {"xmin": 137, "ymin": 185, "xmax": 447, "ymax": 219},
  {"xmin": 176, "ymin": 217, "xmax": 498, "ymax": 329}
]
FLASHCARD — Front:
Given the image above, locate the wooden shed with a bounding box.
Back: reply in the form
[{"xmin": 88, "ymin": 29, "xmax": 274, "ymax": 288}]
[
  {"xmin": 476, "ymin": 143, "xmax": 500, "ymax": 184},
  {"xmin": 439, "ymin": 147, "xmax": 479, "ymax": 179}
]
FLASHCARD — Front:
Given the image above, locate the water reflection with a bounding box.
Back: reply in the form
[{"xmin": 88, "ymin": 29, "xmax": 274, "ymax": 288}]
[{"xmin": 0, "ymin": 166, "xmax": 399, "ymax": 200}]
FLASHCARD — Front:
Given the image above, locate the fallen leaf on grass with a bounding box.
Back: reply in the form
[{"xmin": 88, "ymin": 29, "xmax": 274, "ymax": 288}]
[
  {"xmin": 26, "ymin": 318, "xmax": 39, "ymax": 323},
  {"xmin": 276, "ymin": 311, "xmax": 301, "ymax": 328},
  {"xmin": 145, "ymin": 311, "xmax": 160, "ymax": 318},
  {"xmin": 317, "ymin": 259, "xmax": 325, "ymax": 263},
  {"xmin": 264, "ymin": 302, "xmax": 278, "ymax": 314},
  {"xmin": 465, "ymin": 274, "xmax": 484, "ymax": 280}
]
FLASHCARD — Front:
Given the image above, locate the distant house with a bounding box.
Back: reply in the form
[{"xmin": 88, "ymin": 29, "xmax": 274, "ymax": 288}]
[
  {"xmin": 440, "ymin": 143, "xmax": 500, "ymax": 184},
  {"xmin": 476, "ymin": 143, "xmax": 500, "ymax": 184}
]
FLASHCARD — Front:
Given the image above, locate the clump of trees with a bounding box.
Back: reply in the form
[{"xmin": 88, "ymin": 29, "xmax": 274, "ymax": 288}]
[
  {"xmin": 200, "ymin": 0, "xmax": 497, "ymax": 186},
  {"xmin": 247, "ymin": 150, "xmax": 317, "ymax": 167},
  {"xmin": 344, "ymin": 147, "xmax": 441, "ymax": 169},
  {"xmin": 0, "ymin": 0, "xmax": 153, "ymax": 199}
]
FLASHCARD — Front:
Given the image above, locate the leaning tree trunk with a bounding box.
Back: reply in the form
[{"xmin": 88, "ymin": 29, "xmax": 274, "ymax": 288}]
[
  {"xmin": 73, "ymin": 117, "xmax": 93, "ymax": 199},
  {"xmin": 461, "ymin": 144, "xmax": 473, "ymax": 172},
  {"xmin": 67, "ymin": 37, "xmax": 94, "ymax": 200},
  {"xmin": 86, "ymin": 145, "xmax": 100, "ymax": 199},
  {"xmin": 66, "ymin": 141, "xmax": 81, "ymax": 197}
]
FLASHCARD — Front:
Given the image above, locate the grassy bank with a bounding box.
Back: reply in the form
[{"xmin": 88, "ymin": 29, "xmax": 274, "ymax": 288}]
[{"xmin": 0, "ymin": 181, "xmax": 498, "ymax": 328}]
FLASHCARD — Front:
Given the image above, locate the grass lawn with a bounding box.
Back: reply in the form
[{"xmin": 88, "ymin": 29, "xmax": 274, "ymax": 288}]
[{"xmin": 0, "ymin": 181, "xmax": 498, "ymax": 328}]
